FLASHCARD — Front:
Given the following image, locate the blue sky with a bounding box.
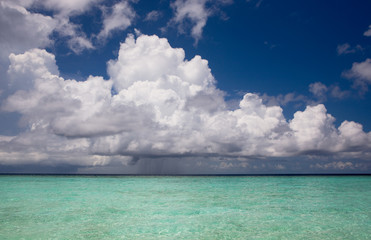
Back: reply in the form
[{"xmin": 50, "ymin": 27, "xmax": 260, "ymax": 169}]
[
  {"xmin": 0, "ymin": 0, "xmax": 370, "ymax": 174},
  {"xmin": 54, "ymin": 0, "xmax": 371, "ymax": 127}
]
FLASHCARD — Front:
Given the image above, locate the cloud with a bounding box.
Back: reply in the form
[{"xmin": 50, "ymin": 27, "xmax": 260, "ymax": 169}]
[
  {"xmin": 364, "ymin": 24, "xmax": 371, "ymax": 37},
  {"xmin": 0, "ymin": 0, "xmax": 95, "ymax": 57},
  {"xmin": 337, "ymin": 43, "xmax": 352, "ymax": 55},
  {"xmin": 170, "ymin": 0, "xmax": 232, "ymax": 44},
  {"xmin": 261, "ymin": 82, "xmax": 350, "ymax": 109},
  {"xmin": 246, "ymin": 0, "xmax": 263, "ymax": 8},
  {"xmin": 0, "ymin": 1, "xmax": 57, "ymax": 65},
  {"xmin": 67, "ymin": 36, "xmax": 94, "ymax": 54},
  {"xmin": 97, "ymin": 1, "xmax": 136, "ymax": 41},
  {"xmin": 28, "ymin": 0, "xmax": 101, "ymax": 54},
  {"xmin": 343, "ymin": 58, "xmax": 371, "ymax": 95},
  {"xmin": 309, "ymin": 82, "xmax": 328, "ymax": 101},
  {"xmin": 329, "ymin": 85, "xmax": 350, "ymax": 99},
  {"xmin": 308, "ymin": 82, "xmax": 350, "ymax": 101},
  {"xmin": 0, "ymin": 1, "xmax": 59, "ymax": 100},
  {"xmin": 0, "ymin": 0, "xmax": 137, "ymax": 55},
  {"xmin": 336, "ymin": 43, "xmax": 362, "ymax": 55},
  {"xmin": 344, "ymin": 59, "xmax": 371, "ymax": 82},
  {"xmin": 144, "ymin": 10, "xmax": 162, "ymax": 22},
  {"xmin": 261, "ymin": 92, "xmax": 308, "ymax": 107},
  {"xmin": 1, "ymin": 34, "xmax": 371, "ymax": 169},
  {"xmin": 31, "ymin": 0, "xmax": 102, "ymax": 15},
  {"xmin": 171, "ymin": 0, "xmax": 210, "ymax": 43},
  {"xmin": 311, "ymin": 161, "xmax": 355, "ymax": 170},
  {"xmin": 289, "ymin": 104, "xmax": 339, "ymax": 152},
  {"xmin": 52, "ymin": 15, "xmax": 94, "ymax": 54}
]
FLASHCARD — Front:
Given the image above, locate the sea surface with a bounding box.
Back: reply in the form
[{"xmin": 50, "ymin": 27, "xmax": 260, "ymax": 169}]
[{"xmin": 0, "ymin": 175, "xmax": 370, "ymax": 239}]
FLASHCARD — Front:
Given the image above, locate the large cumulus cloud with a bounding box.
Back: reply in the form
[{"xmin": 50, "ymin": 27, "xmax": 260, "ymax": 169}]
[{"xmin": 1, "ymin": 34, "xmax": 371, "ymax": 169}]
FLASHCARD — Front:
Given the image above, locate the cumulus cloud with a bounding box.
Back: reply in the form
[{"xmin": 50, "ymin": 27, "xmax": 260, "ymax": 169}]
[
  {"xmin": 1, "ymin": 34, "xmax": 371, "ymax": 169},
  {"xmin": 0, "ymin": 0, "xmax": 58, "ymax": 100},
  {"xmin": 0, "ymin": 0, "xmax": 138, "ymax": 109},
  {"xmin": 170, "ymin": 0, "xmax": 233, "ymax": 44}
]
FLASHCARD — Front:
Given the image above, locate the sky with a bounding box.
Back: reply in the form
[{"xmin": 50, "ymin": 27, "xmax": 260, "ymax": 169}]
[{"xmin": 0, "ymin": 0, "xmax": 371, "ymax": 174}]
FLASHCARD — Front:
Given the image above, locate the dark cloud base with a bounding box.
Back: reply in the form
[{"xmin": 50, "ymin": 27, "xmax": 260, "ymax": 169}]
[{"xmin": 1, "ymin": 157, "xmax": 369, "ymax": 175}]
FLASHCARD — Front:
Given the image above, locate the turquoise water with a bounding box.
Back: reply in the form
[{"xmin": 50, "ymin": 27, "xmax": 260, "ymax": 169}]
[{"xmin": 0, "ymin": 176, "xmax": 370, "ymax": 239}]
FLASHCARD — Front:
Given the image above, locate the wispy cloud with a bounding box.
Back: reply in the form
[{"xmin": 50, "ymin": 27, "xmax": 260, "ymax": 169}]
[
  {"xmin": 309, "ymin": 82, "xmax": 350, "ymax": 101},
  {"xmin": 144, "ymin": 10, "xmax": 162, "ymax": 22},
  {"xmin": 0, "ymin": 0, "xmax": 137, "ymax": 55},
  {"xmin": 170, "ymin": 0, "xmax": 233, "ymax": 44},
  {"xmin": 337, "ymin": 43, "xmax": 363, "ymax": 55},
  {"xmin": 261, "ymin": 92, "xmax": 308, "ymax": 107},
  {"xmin": 97, "ymin": 1, "xmax": 136, "ymax": 41}
]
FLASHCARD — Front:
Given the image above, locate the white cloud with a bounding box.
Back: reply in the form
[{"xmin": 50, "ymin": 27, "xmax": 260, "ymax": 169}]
[
  {"xmin": 0, "ymin": 1, "xmax": 57, "ymax": 65},
  {"xmin": 4, "ymin": 48, "xmax": 145, "ymax": 138},
  {"xmin": 344, "ymin": 59, "xmax": 371, "ymax": 82},
  {"xmin": 67, "ymin": 36, "xmax": 94, "ymax": 54},
  {"xmin": 0, "ymin": 0, "xmax": 96, "ymax": 58},
  {"xmin": 364, "ymin": 24, "xmax": 371, "ymax": 37},
  {"xmin": 1, "ymin": 34, "xmax": 371, "ymax": 169},
  {"xmin": 7, "ymin": 48, "xmax": 59, "ymax": 91},
  {"xmin": 171, "ymin": 0, "xmax": 209, "ymax": 43},
  {"xmin": 170, "ymin": 0, "xmax": 232, "ymax": 44},
  {"xmin": 51, "ymin": 15, "xmax": 95, "ymax": 54},
  {"xmin": 97, "ymin": 1, "xmax": 135, "ymax": 41},
  {"xmin": 309, "ymin": 82, "xmax": 328, "ymax": 101},
  {"xmin": 33, "ymin": 0, "xmax": 102, "ymax": 15},
  {"xmin": 39, "ymin": 0, "xmax": 101, "ymax": 54},
  {"xmin": 343, "ymin": 59, "xmax": 371, "ymax": 94},
  {"xmin": 289, "ymin": 104, "xmax": 338, "ymax": 152},
  {"xmin": 0, "ymin": 0, "xmax": 137, "ymax": 55}
]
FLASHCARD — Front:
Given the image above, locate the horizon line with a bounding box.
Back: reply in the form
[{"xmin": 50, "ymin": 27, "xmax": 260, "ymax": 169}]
[{"xmin": 0, "ymin": 173, "xmax": 370, "ymax": 177}]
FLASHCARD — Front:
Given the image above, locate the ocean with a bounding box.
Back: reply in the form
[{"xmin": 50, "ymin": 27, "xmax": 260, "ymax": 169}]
[{"xmin": 0, "ymin": 175, "xmax": 370, "ymax": 239}]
